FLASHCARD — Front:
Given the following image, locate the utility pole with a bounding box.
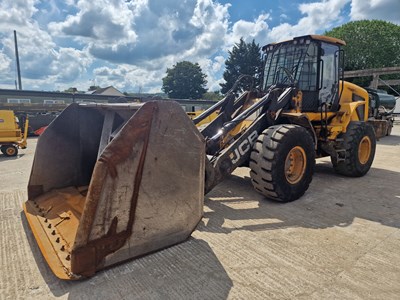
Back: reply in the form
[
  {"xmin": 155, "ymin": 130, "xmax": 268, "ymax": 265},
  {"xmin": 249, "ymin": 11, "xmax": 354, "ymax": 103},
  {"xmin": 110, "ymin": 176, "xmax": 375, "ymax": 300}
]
[{"xmin": 14, "ymin": 30, "xmax": 22, "ymax": 90}]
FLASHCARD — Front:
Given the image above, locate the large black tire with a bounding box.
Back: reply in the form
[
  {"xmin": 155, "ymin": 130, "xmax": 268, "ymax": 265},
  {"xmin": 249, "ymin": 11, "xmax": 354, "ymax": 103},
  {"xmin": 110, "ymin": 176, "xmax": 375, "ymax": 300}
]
[
  {"xmin": 331, "ymin": 122, "xmax": 376, "ymax": 177},
  {"xmin": 249, "ymin": 125, "xmax": 315, "ymax": 202},
  {"xmin": 1, "ymin": 145, "xmax": 18, "ymax": 157}
]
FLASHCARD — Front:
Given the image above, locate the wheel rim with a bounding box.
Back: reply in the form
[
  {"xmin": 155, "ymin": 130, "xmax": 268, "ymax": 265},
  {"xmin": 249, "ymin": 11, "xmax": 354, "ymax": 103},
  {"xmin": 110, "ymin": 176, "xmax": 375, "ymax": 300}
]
[
  {"xmin": 285, "ymin": 146, "xmax": 307, "ymax": 184},
  {"xmin": 6, "ymin": 147, "xmax": 16, "ymax": 156},
  {"xmin": 358, "ymin": 136, "xmax": 371, "ymax": 164}
]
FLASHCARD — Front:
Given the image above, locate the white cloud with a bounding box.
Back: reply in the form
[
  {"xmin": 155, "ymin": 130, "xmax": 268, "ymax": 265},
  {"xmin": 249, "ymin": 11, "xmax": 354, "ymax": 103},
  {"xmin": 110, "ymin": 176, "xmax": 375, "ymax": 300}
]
[
  {"xmin": 350, "ymin": 0, "xmax": 400, "ymax": 24},
  {"xmin": 0, "ymin": 52, "xmax": 13, "ymax": 88},
  {"xmin": 0, "ymin": 0, "xmax": 399, "ymax": 93},
  {"xmin": 0, "ymin": 0, "xmax": 91, "ymax": 90},
  {"xmin": 227, "ymin": 14, "xmax": 270, "ymax": 46},
  {"xmin": 93, "ymin": 65, "xmax": 167, "ymax": 93},
  {"xmin": 212, "ymin": 56, "xmax": 226, "ymax": 73},
  {"xmin": 50, "ymin": 0, "xmax": 230, "ymax": 66},
  {"xmin": 194, "ymin": 56, "xmax": 223, "ymax": 91},
  {"xmin": 268, "ymin": 0, "xmax": 350, "ymax": 42},
  {"xmin": 0, "ymin": 0, "xmax": 38, "ymax": 26},
  {"xmin": 49, "ymin": 0, "xmax": 138, "ymax": 44},
  {"xmin": 0, "ymin": 53, "xmax": 12, "ymax": 73},
  {"xmin": 51, "ymin": 48, "xmax": 92, "ymax": 81},
  {"xmin": 280, "ymin": 14, "xmax": 289, "ymax": 21},
  {"xmin": 47, "ymin": 0, "xmax": 232, "ymax": 92}
]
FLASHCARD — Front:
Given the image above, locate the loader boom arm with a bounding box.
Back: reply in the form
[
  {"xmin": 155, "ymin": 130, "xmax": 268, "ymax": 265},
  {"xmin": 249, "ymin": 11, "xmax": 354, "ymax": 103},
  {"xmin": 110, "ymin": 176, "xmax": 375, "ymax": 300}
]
[{"xmin": 202, "ymin": 86, "xmax": 295, "ymax": 193}]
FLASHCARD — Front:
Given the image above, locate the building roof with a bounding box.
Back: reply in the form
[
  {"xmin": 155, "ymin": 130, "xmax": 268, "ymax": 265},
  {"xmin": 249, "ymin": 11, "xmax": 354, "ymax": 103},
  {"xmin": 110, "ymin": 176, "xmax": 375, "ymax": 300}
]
[{"xmin": 91, "ymin": 86, "xmax": 125, "ymax": 97}]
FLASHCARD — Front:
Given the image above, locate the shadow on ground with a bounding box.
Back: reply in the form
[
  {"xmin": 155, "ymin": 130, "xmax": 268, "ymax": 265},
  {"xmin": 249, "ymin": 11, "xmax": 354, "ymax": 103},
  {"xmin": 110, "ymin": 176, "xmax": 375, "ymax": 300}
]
[
  {"xmin": 21, "ymin": 212, "xmax": 233, "ymax": 299},
  {"xmin": 200, "ymin": 161, "xmax": 400, "ymax": 233},
  {"xmin": 0, "ymin": 153, "xmax": 25, "ymax": 160},
  {"xmin": 376, "ymin": 132, "xmax": 400, "ymax": 146}
]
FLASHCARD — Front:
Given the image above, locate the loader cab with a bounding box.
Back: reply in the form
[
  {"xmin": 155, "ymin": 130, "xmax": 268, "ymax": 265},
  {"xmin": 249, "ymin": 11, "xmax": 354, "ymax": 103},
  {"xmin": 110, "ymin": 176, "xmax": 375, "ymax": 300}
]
[{"xmin": 262, "ymin": 35, "xmax": 345, "ymax": 112}]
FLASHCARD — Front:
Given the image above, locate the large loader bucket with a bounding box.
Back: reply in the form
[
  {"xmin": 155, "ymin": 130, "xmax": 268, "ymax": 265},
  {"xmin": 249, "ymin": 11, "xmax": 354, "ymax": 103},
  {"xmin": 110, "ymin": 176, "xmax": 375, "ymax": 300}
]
[{"xmin": 23, "ymin": 101, "xmax": 205, "ymax": 280}]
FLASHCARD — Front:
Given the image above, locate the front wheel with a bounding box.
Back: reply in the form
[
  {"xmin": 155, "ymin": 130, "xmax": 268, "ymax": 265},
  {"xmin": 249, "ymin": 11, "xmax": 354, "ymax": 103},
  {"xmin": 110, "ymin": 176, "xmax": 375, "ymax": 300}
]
[
  {"xmin": 1, "ymin": 145, "xmax": 18, "ymax": 157},
  {"xmin": 331, "ymin": 122, "xmax": 376, "ymax": 177},
  {"xmin": 249, "ymin": 125, "xmax": 315, "ymax": 202}
]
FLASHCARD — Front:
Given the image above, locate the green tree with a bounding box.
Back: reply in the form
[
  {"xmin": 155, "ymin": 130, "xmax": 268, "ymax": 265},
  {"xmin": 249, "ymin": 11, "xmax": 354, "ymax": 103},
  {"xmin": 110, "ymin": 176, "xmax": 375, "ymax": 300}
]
[
  {"xmin": 64, "ymin": 87, "xmax": 78, "ymax": 93},
  {"xmin": 220, "ymin": 38, "xmax": 262, "ymax": 94},
  {"xmin": 88, "ymin": 85, "xmax": 101, "ymax": 91},
  {"xmin": 325, "ymin": 20, "xmax": 400, "ymax": 87},
  {"xmin": 162, "ymin": 61, "xmax": 207, "ymax": 99}
]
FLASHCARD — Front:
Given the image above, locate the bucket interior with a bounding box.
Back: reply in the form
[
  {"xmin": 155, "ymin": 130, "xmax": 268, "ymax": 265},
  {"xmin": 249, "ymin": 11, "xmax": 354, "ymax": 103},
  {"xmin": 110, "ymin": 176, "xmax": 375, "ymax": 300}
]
[
  {"xmin": 28, "ymin": 104, "xmax": 138, "ymax": 198},
  {"xmin": 24, "ymin": 104, "xmax": 140, "ymax": 279}
]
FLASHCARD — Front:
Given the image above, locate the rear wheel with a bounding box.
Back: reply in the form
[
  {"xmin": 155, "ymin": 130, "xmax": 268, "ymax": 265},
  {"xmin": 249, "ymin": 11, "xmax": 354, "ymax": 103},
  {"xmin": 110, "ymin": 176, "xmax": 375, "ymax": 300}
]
[
  {"xmin": 1, "ymin": 145, "xmax": 18, "ymax": 157},
  {"xmin": 249, "ymin": 125, "xmax": 315, "ymax": 202},
  {"xmin": 331, "ymin": 122, "xmax": 376, "ymax": 177}
]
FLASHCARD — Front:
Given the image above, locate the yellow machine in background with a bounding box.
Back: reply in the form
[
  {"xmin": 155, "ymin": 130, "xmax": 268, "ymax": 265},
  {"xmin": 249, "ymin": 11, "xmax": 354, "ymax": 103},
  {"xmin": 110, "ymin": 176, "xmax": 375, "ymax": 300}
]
[{"xmin": 0, "ymin": 110, "xmax": 29, "ymax": 156}]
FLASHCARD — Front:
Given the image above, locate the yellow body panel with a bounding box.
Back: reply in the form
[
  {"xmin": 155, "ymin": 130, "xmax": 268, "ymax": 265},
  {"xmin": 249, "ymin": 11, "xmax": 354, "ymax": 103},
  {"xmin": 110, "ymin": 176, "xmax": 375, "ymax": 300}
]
[
  {"xmin": 338, "ymin": 81, "xmax": 369, "ymax": 121},
  {"xmin": 286, "ymin": 81, "xmax": 369, "ymax": 141},
  {"xmin": 187, "ymin": 111, "xmax": 219, "ymax": 126},
  {"xmin": 325, "ymin": 81, "xmax": 369, "ymax": 139},
  {"xmin": 0, "ymin": 110, "xmax": 21, "ymax": 142},
  {"xmin": 0, "ymin": 110, "xmax": 28, "ymax": 148}
]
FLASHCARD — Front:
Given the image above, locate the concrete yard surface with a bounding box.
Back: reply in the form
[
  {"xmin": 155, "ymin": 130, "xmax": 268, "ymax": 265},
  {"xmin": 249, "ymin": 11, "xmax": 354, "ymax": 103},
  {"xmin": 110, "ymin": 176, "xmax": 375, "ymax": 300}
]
[{"xmin": 1, "ymin": 126, "xmax": 400, "ymax": 299}]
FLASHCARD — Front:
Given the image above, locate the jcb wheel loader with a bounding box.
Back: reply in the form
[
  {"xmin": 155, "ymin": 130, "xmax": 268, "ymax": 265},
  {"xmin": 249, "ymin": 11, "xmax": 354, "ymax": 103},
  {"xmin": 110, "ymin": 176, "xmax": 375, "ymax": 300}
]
[
  {"xmin": 195, "ymin": 35, "xmax": 375, "ymax": 202},
  {"xmin": 23, "ymin": 35, "xmax": 376, "ymax": 280}
]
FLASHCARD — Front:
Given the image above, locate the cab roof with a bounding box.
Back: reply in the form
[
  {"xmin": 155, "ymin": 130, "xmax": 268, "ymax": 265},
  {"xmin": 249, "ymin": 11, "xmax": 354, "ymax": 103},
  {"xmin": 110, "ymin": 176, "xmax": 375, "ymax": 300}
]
[{"xmin": 262, "ymin": 34, "xmax": 346, "ymax": 51}]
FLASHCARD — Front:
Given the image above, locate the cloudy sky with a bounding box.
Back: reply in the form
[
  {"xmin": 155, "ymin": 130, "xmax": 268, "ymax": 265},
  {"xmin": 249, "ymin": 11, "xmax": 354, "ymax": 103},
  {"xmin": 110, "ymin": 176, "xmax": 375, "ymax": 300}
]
[{"xmin": 0, "ymin": 0, "xmax": 399, "ymax": 93}]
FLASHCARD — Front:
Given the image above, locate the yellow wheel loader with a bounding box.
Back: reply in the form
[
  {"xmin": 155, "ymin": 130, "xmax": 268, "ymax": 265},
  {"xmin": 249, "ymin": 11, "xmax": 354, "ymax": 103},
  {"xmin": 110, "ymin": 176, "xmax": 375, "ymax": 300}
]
[
  {"xmin": 23, "ymin": 35, "xmax": 376, "ymax": 280},
  {"xmin": 0, "ymin": 110, "xmax": 29, "ymax": 157}
]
